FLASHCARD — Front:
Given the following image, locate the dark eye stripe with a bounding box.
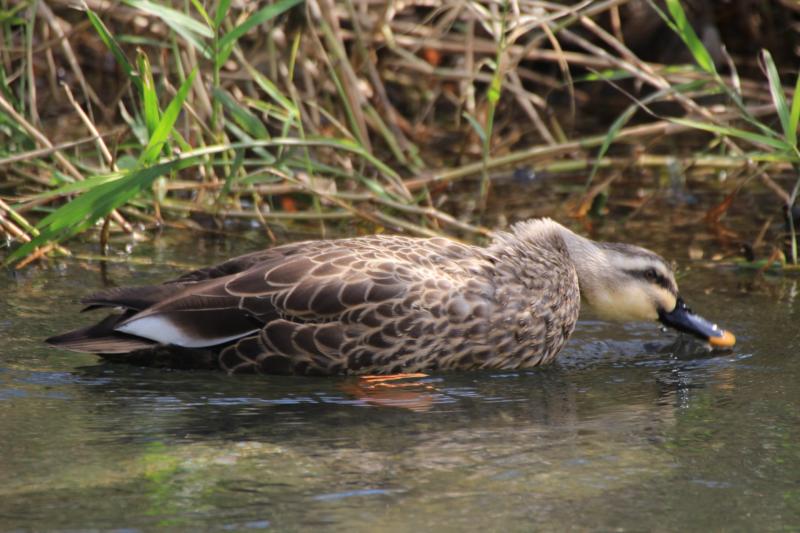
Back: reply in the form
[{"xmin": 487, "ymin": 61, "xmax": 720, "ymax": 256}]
[{"xmin": 625, "ymin": 269, "xmax": 676, "ymax": 295}]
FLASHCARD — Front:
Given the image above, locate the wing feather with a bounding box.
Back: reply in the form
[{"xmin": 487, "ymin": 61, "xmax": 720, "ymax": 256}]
[
  {"xmin": 58, "ymin": 236, "xmax": 484, "ymax": 359},
  {"xmin": 106, "ymin": 239, "xmax": 427, "ymax": 348}
]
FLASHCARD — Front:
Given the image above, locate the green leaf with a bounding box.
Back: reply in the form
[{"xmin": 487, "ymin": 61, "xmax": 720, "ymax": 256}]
[
  {"xmin": 790, "ymin": 70, "xmax": 800, "ymax": 148},
  {"xmin": 212, "ymin": 87, "xmax": 269, "ymax": 139},
  {"xmin": 670, "ymin": 117, "xmax": 790, "ymax": 151},
  {"xmin": 589, "ymin": 80, "xmax": 708, "ymax": 186},
  {"xmin": 744, "ymin": 151, "xmax": 799, "ymax": 163},
  {"xmin": 588, "ymin": 104, "xmax": 638, "ymax": 186},
  {"xmin": 762, "ymin": 49, "xmax": 793, "ymax": 145},
  {"xmin": 124, "ymin": 0, "xmax": 213, "ymax": 38},
  {"xmin": 0, "ymin": 2, "xmax": 27, "ymax": 23},
  {"xmin": 118, "ymin": 101, "xmax": 149, "ymax": 145},
  {"xmin": 217, "ymin": 0, "xmax": 303, "ymax": 67},
  {"xmin": 578, "ymin": 68, "xmax": 635, "ymax": 83},
  {"xmin": 5, "ymin": 157, "xmax": 199, "ymax": 265},
  {"xmin": 86, "ymin": 8, "xmax": 140, "ymax": 91},
  {"xmin": 300, "ymin": 136, "xmax": 404, "ymax": 190},
  {"xmin": 223, "ymin": 119, "xmax": 277, "ymax": 163},
  {"xmin": 140, "ymin": 68, "xmax": 198, "ymax": 164},
  {"xmin": 20, "ymin": 172, "xmax": 124, "ymax": 204},
  {"xmin": 359, "ymin": 176, "xmax": 392, "ymax": 201},
  {"xmin": 656, "ymin": 0, "xmax": 717, "ymax": 75},
  {"xmin": 124, "ymin": 0, "xmax": 213, "ymax": 58},
  {"xmin": 244, "ymin": 63, "xmax": 298, "ymax": 117},
  {"xmin": 188, "ymin": 0, "xmax": 213, "ymax": 28},
  {"xmin": 462, "ymin": 112, "xmax": 487, "ymax": 143},
  {"xmin": 213, "ymin": 0, "xmax": 232, "ymax": 29},
  {"xmin": 217, "ymin": 147, "xmax": 244, "ymax": 202},
  {"xmin": 247, "ymin": 99, "xmax": 294, "ymax": 124},
  {"xmin": 117, "ymin": 155, "xmax": 139, "ymax": 170},
  {"xmin": 137, "ymin": 50, "xmax": 160, "ymax": 136}
]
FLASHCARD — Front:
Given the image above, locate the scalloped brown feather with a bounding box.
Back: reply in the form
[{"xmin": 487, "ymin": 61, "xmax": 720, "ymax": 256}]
[{"xmin": 46, "ymin": 230, "xmax": 580, "ymax": 375}]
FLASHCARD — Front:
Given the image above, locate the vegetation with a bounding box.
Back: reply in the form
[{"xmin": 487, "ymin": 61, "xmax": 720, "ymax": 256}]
[{"xmin": 1, "ymin": 0, "xmax": 799, "ymax": 267}]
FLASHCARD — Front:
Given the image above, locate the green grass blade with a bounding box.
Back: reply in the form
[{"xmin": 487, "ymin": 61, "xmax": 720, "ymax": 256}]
[
  {"xmin": 0, "ymin": 61, "xmax": 13, "ymax": 102},
  {"xmin": 213, "ymin": 0, "xmax": 232, "ymax": 29},
  {"xmin": 212, "ymin": 87, "xmax": 269, "ymax": 139},
  {"xmin": 589, "ymin": 80, "xmax": 707, "ymax": 186},
  {"xmin": 359, "ymin": 176, "xmax": 392, "ymax": 201},
  {"xmin": 310, "ymin": 136, "xmax": 403, "ymax": 187},
  {"xmin": 588, "ymin": 104, "xmax": 637, "ymax": 186},
  {"xmin": 790, "ymin": 71, "xmax": 800, "ymax": 147},
  {"xmin": 217, "ymin": 0, "xmax": 303, "ymax": 67},
  {"xmin": 744, "ymin": 151, "xmax": 800, "ymax": 163},
  {"xmin": 28, "ymin": 175, "xmax": 126, "ymax": 236},
  {"xmin": 670, "ymin": 117, "xmax": 790, "ymax": 151},
  {"xmin": 243, "ymin": 61, "xmax": 298, "ymax": 117},
  {"xmin": 653, "ymin": 0, "xmax": 717, "ymax": 75},
  {"xmin": 363, "ymin": 103, "xmax": 411, "ymax": 167},
  {"xmin": 118, "ymin": 100, "xmax": 149, "ymax": 145},
  {"xmin": 188, "ymin": 0, "xmax": 213, "ymax": 28},
  {"xmin": 3, "ymin": 132, "xmax": 414, "ymax": 265},
  {"xmin": 216, "ymin": 147, "xmax": 244, "ymax": 203},
  {"xmin": 462, "ymin": 112, "xmax": 487, "ymax": 144},
  {"xmin": 140, "ymin": 68, "xmax": 198, "ymax": 164},
  {"xmin": 762, "ymin": 49, "xmax": 793, "ymax": 145},
  {"xmin": 577, "ymin": 68, "xmax": 635, "ymax": 83},
  {"xmin": 124, "ymin": 0, "xmax": 213, "ymax": 58},
  {"xmin": 5, "ymin": 157, "xmax": 199, "ymax": 266},
  {"xmin": 0, "ymin": 2, "xmax": 27, "ymax": 23},
  {"xmin": 137, "ymin": 50, "xmax": 160, "ymax": 136},
  {"xmin": 761, "ymin": 50, "xmax": 797, "ymax": 146},
  {"xmin": 124, "ymin": 0, "xmax": 212, "ymax": 38},
  {"xmin": 19, "ymin": 173, "xmax": 125, "ymax": 204},
  {"xmin": 223, "ymin": 120, "xmax": 277, "ymax": 163},
  {"xmin": 85, "ymin": 8, "xmax": 140, "ymax": 91}
]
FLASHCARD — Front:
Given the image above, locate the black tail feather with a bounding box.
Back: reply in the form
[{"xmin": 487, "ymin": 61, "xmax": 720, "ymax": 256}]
[{"xmin": 45, "ymin": 312, "xmax": 157, "ymax": 354}]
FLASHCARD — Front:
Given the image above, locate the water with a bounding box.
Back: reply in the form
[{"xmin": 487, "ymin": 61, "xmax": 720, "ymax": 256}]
[{"xmin": 1, "ymin": 231, "xmax": 799, "ymax": 531}]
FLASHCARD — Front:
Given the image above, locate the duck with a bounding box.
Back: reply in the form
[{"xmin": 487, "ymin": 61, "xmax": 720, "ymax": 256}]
[{"xmin": 46, "ymin": 218, "xmax": 735, "ymax": 375}]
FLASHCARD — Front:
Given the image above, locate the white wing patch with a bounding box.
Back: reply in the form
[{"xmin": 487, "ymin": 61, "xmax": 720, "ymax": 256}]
[{"xmin": 115, "ymin": 315, "xmax": 258, "ymax": 348}]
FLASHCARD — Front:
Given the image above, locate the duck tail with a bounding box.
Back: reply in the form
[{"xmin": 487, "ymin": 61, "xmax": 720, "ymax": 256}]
[{"xmin": 45, "ymin": 312, "xmax": 157, "ymax": 354}]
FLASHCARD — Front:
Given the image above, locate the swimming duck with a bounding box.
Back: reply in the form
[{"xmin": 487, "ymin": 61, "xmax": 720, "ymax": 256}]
[{"xmin": 46, "ymin": 218, "xmax": 735, "ymax": 374}]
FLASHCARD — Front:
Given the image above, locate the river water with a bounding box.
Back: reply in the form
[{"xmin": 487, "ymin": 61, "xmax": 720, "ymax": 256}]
[{"xmin": 1, "ymin": 215, "xmax": 799, "ymax": 531}]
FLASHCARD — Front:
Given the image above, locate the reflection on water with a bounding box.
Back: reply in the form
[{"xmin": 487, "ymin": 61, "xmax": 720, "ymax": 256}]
[{"xmin": 1, "ymin": 228, "xmax": 799, "ymax": 531}]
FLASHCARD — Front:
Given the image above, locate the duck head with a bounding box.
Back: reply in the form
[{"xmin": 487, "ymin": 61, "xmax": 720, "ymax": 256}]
[{"xmin": 562, "ymin": 229, "xmax": 736, "ymax": 348}]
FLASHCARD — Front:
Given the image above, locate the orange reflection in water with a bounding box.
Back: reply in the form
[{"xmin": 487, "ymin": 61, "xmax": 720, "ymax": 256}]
[{"xmin": 340, "ymin": 373, "xmax": 436, "ymax": 412}]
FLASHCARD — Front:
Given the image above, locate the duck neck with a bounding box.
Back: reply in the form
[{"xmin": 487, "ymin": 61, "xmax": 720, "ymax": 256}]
[
  {"xmin": 556, "ymin": 225, "xmax": 607, "ymax": 284},
  {"xmin": 513, "ymin": 220, "xmax": 609, "ymax": 305},
  {"xmin": 504, "ymin": 219, "xmax": 606, "ymax": 293}
]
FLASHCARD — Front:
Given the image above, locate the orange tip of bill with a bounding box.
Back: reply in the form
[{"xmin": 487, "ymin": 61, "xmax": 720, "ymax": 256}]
[{"xmin": 709, "ymin": 329, "xmax": 736, "ymax": 348}]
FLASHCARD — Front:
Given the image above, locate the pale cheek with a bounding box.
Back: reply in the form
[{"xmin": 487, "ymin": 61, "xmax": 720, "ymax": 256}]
[{"xmin": 591, "ymin": 287, "xmax": 658, "ymax": 322}]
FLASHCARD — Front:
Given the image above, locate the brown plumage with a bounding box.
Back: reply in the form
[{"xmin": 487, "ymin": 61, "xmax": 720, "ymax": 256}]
[{"xmin": 46, "ymin": 219, "xmax": 735, "ymax": 374}]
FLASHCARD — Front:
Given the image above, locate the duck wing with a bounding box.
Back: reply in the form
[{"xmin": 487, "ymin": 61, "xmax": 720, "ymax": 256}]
[
  {"xmin": 212, "ymin": 237, "xmax": 494, "ymax": 375},
  {"xmin": 76, "ymin": 241, "xmax": 324, "ymax": 313},
  {"xmin": 114, "ymin": 240, "xmax": 411, "ymax": 348},
  {"xmin": 53, "ymin": 237, "xmax": 452, "ymax": 355},
  {"xmin": 164, "ymin": 240, "xmax": 333, "ymax": 283},
  {"xmin": 49, "ymin": 235, "xmax": 489, "ymax": 375}
]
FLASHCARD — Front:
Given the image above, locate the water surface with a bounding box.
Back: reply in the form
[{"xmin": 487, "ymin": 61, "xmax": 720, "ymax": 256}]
[{"xmin": 1, "ymin": 227, "xmax": 799, "ymax": 531}]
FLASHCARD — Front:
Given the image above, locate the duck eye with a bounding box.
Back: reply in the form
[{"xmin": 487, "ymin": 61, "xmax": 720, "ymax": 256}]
[{"xmin": 644, "ymin": 268, "xmax": 657, "ymax": 281}]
